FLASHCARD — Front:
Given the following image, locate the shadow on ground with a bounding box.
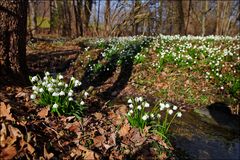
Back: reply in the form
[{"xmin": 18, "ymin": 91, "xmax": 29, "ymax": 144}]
[
  {"xmin": 207, "ymin": 102, "xmax": 240, "ymax": 129},
  {"xmin": 79, "ymin": 45, "xmax": 140, "ymax": 101},
  {"xmin": 27, "ymin": 49, "xmax": 81, "ymax": 76}
]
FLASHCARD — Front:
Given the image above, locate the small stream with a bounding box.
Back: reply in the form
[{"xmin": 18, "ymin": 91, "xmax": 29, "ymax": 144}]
[{"xmin": 172, "ymin": 103, "xmax": 240, "ymax": 159}]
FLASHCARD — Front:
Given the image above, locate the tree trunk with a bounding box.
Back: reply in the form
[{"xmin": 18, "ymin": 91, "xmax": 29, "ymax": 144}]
[
  {"xmin": 29, "ymin": 0, "xmax": 37, "ymax": 36},
  {"xmin": 176, "ymin": 0, "xmax": 185, "ymax": 35},
  {"xmin": 158, "ymin": 0, "xmax": 163, "ymax": 34},
  {"xmin": 50, "ymin": 0, "xmax": 56, "ymax": 34},
  {"xmin": 104, "ymin": 0, "xmax": 110, "ymax": 36},
  {"xmin": 73, "ymin": 0, "xmax": 83, "ymax": 37},
  {"xmin": 0, "ymin": 0, "xmax": 29, "ymax": 84},
  {"xmin": 84, "ymin": 0, "xmax": 92, "ymax": 35},
  {"xmin": 201, "ymin": 1, "xmax": 208, "ymax": 36},
  {"xmin": 185, "ymin": 0, "xmax": 191, "ymax": 35},
  {"xmin": 62, "ymin": 0, "xmax": 71, "ymax": 37}
]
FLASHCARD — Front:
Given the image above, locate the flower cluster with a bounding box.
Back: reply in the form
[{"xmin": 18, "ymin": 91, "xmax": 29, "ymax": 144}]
[
  {"xmin": 30, "ymin": 72, "xmax": 88, "ymax": 117},
  {"xmin": 126, "ymin": 97, "xmax": 152, "ymax": 130},
  {"xmin": 151, "ymin": 34, "xmax": 239, "ymax": 96},
  {"xmin": 126, "ymin": 97, "xmax": 182, "ymax": 140}
]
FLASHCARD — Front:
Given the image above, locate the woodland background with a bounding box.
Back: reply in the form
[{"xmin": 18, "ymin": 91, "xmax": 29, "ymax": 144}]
[{"xmin": 28, "ymin": 0, "xmax": 240, "ymax": 38}]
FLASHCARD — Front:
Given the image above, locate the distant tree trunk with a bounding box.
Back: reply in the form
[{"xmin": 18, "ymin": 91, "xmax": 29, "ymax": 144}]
[
  {"xmin": 185, "ymin": 0, "xmax": 191, "ymax": 35},
  {"xmin": 0, "ymin": 0, "xmax": 29, "ymax": 84},
  {"xmin": 158, "ymin": 0, "xmax": 163, "ymax": 33},
  {"xmin": 73, "ymin": 0, "xmax": 83, "ymax": 37},
  {"xmin": 96, "ymin": 0, "xmax": 100, "ymax": 34},
  {"xmin": 50, "ymin": 0, "xmax": 56, "ymax": 34},
  {"xmin": 29, "ymin": 0, "xmax": 37, "ymax": 36},
  {"xmin": 201, "ymin": 1, "xmax": 208, "ymax": 36},
  {"xmin": 176, "ymin": 0, "xmax": 185, "ymax": 35},
  {"xmin": 132, "ymin": 0, "xmax": 141, "ymax": 35},
  {"xmin": 84, "ymin": 0, "xmax": 92, "ymax": 35},
  {"xmin": 215, "ymin": 1, "xmax": 222, "ymax": 35},
  {"xmin": 104, "ymin": 0, "xmax": 110, "ymax": 36},
  {"xmin": 62, "ymin": 0, "xmax": 71, "ymax": 37}
]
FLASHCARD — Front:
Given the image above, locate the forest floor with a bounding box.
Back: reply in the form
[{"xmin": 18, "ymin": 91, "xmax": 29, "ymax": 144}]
[{"xmin": 0, "ymin": 36, "xmax": 239, "ymax": 159}]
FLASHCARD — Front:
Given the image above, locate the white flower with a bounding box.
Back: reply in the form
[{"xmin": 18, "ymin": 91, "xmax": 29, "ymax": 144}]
[
  {"xmin": 84, "ymin": 92, "xmax": 89, "ymax": 97},
  {"xmin": 52, "ymin": 103, "xmax": 58, "ymax": 109},
  {"xmin": 59, "ymin": 91, "xmax": 65, "ymax": 96},
  {"xmin": 48, "ymin": 87, "xmax": 54, "ymax": 92},
  {"xmin": 58, "ymin": 82, "xmax": 64, "ymax": 86},
  {"xmin": 47, "ymin": 83, "xmax": 53, "ymax": 88},
  {"xmin": 129, "ymin": 104, "xmax": 134, "ymax": 108},
  {"xmin": 177, "ymin": 112, "xmax": 182, "ymax": 118},
  {"xmin": 42, "ymin": 82, "xmax": 47, "ymax": 86},
  {"xmin": 142, "ymin": 114, "xmax": 149, "ymax": 121},
  {"xmin": 43, "ymin": 76, "xmax": 48, "ymax": 81},
  {"xmin": 68, "ymin": 91, "xmax": 73, "ymax": 97},
  {"xmin": 173, "ymin": 105, "xmax": 178, "ymax": 110},
  {"xmin": 150, "ymin": 113, "xmax": 154, "ymax": 118},
  {"xmin": 168, "ymin": 109, "xmax": 173, "ymax": 115},
  {"xmin": 51, "ymin": 79, "xmax": 56, "ymax": 83},
  {"xmin": 157, "ymin": 114, "xmax": 161, "ymax": 118},
  {"xmin": 160, "ymin": 103, "xmax": 165, "ymax": 110},
  {"xmin": 127, "ymin": 99, "xmax": 133, "ymax": 103},
  {"xmin": 74, "ymin": 80, "xmax": 81, "ymax": 87},
  {"xmin": 68, "ymin": 97, "xmax": 73, "ymax": 101},
  {"xmin": 80, "ymin": 101, "xmax": 85, "ymax": 105},
  {"xmin": 39, "ymin": 88, "xmax": 44, "ymax": 93},
  {"xmin": 71, "ymin": 77, "xmax": 75, "ymax": 81},
  {"xmin": 31, "ymin": 76, "xmax": 38, "ymax": 82},
  {"xmin": 65, "ymin": 84, "xmax": 68, "ymax": 88},
  {"xmin": 58, "ymin": 75, "xmax": 63, "ymax": 79},
  {"xmin": 45, "ymin": 72, "xmax": 50, "ymax": 76},
  {"xmin": 137, "ymin": 105, "xmax": 142, "ymax": 110},
  {"xmin": 144, "ymin": 102, "xmax": 150, "ymax": 108},
  {"xmin": 135, "ymin": 97, "xmax": 143, "ymax": 102},
  {"xmin": 32, "ymin": 85, "xmax": 38, "ymax": 91},
  {"xmin": 220, "ymin": 86, "xmax": 224, "ymax": 90},
  {"xmin": 165, "ymin": 103, "xmax": 170, "ymax": 108},
  {"xmin": 30, "ymin": 94, "xmax": 36, "ymax": 99},
  {"xmin": 52, "ymin": 92, "xmax": 59, "ymax": 96},
  {"xmin": 129, "ymin": 110, "xmax": 133, "ymax": 114}
]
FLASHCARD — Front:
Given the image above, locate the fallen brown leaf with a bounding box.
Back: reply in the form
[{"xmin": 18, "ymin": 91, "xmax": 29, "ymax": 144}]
[
  {"xmin": 118, "ymin": 124, "xmax": 130, "ymax": 137},
  {"xmin": 94, "ymin": 112, "xmax": 102, "ymax": 120},
  {"xmin": 0, "ymin": 102, "xmax": 15, "ymax": 121},
  {"xmin": 37, "ymin": 107, "xmax": 49, "ymax": 118},
  {"xmin": 93, "ymin": 135, "xmax": 106, "ymax": 148},
  {"xmin": 15, "ymin": 92, "xmax": 27, "ymax": 98},
  {"xmin": 7, "ymin": 125, "xmax": 22, "ymax": 146},
  {"xmin": 44, "ymin": 144, "xmax": 54, "ymax": 160},
  {"xmin": 108, "ymin": 111, "xmax": 122, "ymax": 125},
  {"xmin": 0, "ymin": 146, "xmax": 17, "ymax": 159},
  {"xmin": 78, "ymin": 145, "xmax": 100, "ymax": 159},
  {"xmin": 115, "ymin": 105, "xmax": 128, "ymax": 116},
  {"xmin": 0, "ymin": 123, "xmax": 7, "ymax": 147}
]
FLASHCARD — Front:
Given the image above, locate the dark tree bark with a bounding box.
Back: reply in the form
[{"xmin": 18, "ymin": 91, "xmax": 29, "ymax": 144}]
[{"xmin": 0, "ymin": 0, "xmax": 29, "ymax": 84}]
